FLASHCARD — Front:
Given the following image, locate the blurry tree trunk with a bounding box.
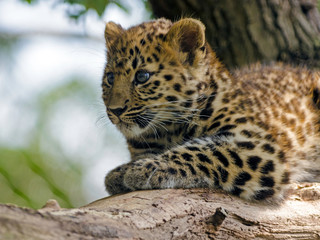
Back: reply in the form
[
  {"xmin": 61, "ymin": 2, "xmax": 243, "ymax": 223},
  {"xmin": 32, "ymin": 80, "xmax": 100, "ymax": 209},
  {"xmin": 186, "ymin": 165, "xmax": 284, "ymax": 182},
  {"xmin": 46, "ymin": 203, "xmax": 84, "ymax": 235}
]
[{"xmin": 148, "ymin": 0, "xmax": 320, "ymax": 68}]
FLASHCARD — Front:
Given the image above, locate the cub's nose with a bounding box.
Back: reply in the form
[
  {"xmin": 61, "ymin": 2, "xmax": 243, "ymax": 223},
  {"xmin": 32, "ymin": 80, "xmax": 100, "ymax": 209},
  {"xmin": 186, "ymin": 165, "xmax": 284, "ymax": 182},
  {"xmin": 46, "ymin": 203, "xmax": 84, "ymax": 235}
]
[{"xmin": 109, "ymin": 105, "xmax": 128, "ymax": 117}]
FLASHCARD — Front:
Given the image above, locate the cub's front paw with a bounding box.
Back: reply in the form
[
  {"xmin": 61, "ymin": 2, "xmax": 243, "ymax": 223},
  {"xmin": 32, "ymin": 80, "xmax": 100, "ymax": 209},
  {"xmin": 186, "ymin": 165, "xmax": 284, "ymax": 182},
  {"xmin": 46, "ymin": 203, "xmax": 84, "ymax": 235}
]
[{"xmin": 105, "ymin": 165, "xmax": 131, "ymax": 195}]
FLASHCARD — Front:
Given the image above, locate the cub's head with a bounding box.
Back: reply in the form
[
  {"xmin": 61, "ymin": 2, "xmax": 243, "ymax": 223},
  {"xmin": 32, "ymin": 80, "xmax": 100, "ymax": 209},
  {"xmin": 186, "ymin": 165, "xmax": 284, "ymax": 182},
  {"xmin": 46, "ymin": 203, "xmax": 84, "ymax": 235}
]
[{"xmin": 102, "ymin": 18, "xmax": 213, "ymax": 138}]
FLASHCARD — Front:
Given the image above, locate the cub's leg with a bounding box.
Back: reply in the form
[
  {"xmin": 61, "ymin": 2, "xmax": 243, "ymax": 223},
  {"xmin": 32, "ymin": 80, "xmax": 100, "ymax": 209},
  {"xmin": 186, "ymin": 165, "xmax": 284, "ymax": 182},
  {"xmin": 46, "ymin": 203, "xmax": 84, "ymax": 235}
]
[{"xmin": 105, "ymin": 136, "xmax": 289, "ymax": 201}]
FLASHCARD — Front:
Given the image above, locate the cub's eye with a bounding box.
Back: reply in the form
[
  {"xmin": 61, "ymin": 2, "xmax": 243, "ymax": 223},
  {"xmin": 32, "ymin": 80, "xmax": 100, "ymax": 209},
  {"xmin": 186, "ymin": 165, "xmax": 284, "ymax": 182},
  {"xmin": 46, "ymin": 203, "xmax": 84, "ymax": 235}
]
[
  {"xmin": 135, "ymin": 70, "xmax": 150, "ymax": 84},
  {"xmin": 106, "ymin": 72, "xmax": 114, "ymax": 85}
]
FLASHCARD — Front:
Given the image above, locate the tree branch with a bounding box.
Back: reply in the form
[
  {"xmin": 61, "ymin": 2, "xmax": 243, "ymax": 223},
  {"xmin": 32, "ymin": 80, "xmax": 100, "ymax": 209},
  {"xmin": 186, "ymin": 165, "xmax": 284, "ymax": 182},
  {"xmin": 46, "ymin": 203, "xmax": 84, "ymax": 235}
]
[{"xmin": 1, "ymin": 183, "xmax": 320, "ymax": 239}]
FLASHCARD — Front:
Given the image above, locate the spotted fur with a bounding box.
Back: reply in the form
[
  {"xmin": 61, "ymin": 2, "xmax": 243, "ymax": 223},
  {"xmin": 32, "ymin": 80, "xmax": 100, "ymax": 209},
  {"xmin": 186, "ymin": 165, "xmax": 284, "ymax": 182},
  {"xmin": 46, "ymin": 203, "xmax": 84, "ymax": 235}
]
[{"xmin": 102, "ymin": 18, "xmax": 320, "ymax": 201}]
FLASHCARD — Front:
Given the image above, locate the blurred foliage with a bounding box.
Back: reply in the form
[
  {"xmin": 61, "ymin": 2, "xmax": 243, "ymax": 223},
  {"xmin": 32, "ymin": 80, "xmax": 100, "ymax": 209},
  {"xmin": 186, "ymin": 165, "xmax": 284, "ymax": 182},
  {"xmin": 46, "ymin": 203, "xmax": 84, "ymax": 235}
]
[
  {"xmin": 2, "ymin": 0, "xmax": 150, "ymax": 210},
  {"xmin": 0, "ymin": 0, "xmax": 151, "ymax": 210},
  {"xmin": 0, "ymin": 148, "xmax": 83, "ymax": 208},
  {"xmin": 0, "ymin": 78, "xmax": 96, "ymax": 209},
  {"xmin": 20, "ymin": 0, "xmax": 151, "ymax": 20}
]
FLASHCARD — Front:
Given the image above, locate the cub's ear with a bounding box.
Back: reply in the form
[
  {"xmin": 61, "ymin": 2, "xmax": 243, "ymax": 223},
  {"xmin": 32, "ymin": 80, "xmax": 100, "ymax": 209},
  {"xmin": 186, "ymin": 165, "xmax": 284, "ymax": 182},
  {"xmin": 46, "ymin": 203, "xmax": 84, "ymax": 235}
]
[
  {"xmin": 165, "ymin": 18, "xmax": 205, "ymax": 54},
  {"xmin": 104, "ymin": 22, "xmax": 124, "ymax": 49}
]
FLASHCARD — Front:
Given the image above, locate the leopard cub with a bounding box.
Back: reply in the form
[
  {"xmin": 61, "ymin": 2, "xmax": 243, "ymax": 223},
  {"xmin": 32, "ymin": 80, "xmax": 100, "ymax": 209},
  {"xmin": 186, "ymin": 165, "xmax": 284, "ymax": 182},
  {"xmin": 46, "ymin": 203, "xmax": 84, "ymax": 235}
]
[{"xmin": 102, "ymin": 18, "xmax": 320, "ymax": 201}]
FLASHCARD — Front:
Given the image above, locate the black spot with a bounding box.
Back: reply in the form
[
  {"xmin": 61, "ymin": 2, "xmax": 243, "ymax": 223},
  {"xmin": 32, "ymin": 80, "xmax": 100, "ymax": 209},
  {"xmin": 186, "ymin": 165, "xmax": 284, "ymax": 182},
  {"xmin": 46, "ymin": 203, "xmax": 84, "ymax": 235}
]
[
  {"xmin": 205, "ymin": 95, "xmax": 216, "ymax": 107},
  {"xmin": 158, "ymin": 33, "xmax": 164, "ymax": 39},
  {"xmin": 134, "ymin": 46, "xmax": 140, "ymax": 54},
  {"xmin": 185, "ymin": 163, "xmax": 196, "ymax": 175},
  {"xmin": 312, "ymin": 88, "xmax": 320, "ymax": 108},
  {"xmin": 174, "ymin": 160, "xmax": 183, "ymax": 166},
  {"xmin": 147, "ymin": 57, "xmax": 152, "ymax": 63},
  {"xmin": 148, "ymin": 93, "xmax": 163, "ymax": 101},
  {"xmin": 257, "ymin": 121, "xmax": 269, "ymax": 130},
  {"xmin": 165, "ymin": 96, "xmax": 178, "ymax": 102},
  {"xmin": 154, "ymin": 81, "xmax": 160, "ymax": 86},
  {"xmin": 235, "ymin": 117, "xmax": 247, "ymax": 123},
  {"xmin": 185, "ymin": 90, "xmax": 195, "ymax": 95},
  {"xmin": 126, "ymin": 69, "xmax": 131, "ymax": 75},
  {"xmin": 241, "ymin": 130, "xmax": 252, "ymax": 138},
  {"xmin": 140, "ymin": 56, "xmax": 145, "ymax": 64},
  {"xmin": 197, "ymin": 153, "xmax": 212, "ymax": 164},
  {"xmin": 186, "ymin": 126, "xmax": 197, "ymax": 139},
  {"xmin": 212, "ymin": 150, "xmax": 229, "ymax": 167},
  {"xmin": 116, "ymin": 61, "xmax": 124, "ymax": 67},
  {"xmin": 168, "ymin": 168, "xmax": 177, "ymax": 175},
  {"xmin": 236, "ymin": 141, "xmax": 255, "ymax": 150},
  {"xmin": 146, "ymin": 163, "xmax": 154, "ymax": 169},
  {"xmin": 218, "ymin": 166, "xmax": 229, "ymax": 183},
  {"xmin": 140, "ymin": 39, "xmax": 146, "ymax": 46},
  {"xmin": 212, "ymin": 170, "xmax": 220, "ymax": 186},
  {"xmin": 147, "ymin": 33, "xmax": 153, "ymax": 42},
  {"xmin": 129, "ymin": 48, "xmax": 134, "ymax": 55},
  {"xmin": 208, "ymin": 122, "xmax": 221, "ymax": 131},
  {"xmin": 218, "ymin": 107, "xmax": 228, "ymax": 112},
  {"xmin": 234, "ymin": 172, "xmax": 252, "ymax": 186},
  {"xmin": 260, "ymin": 176, "xmax": 275, "ymax": 187},
  {"xmin": 128, "ymin": 106, "xmax": 143, "ymax": 112},
  {"xmin": 186, "ymin": 146, "xmax": 201, "ymax": 152},
  {"xmin": 278, "ymin": 151, "xmax": 286, "ymax": 163},
  {"xmin": 213, "ymin": 114, "xmax": 225, "ymax": 121},
  {"xmin": 158, "ymin": 176, "xmax": 163, "ymax": 183},
  {"xmin": 173, "ymin": 83, "xmax": 181, "ymax": 92},
  {"xmin": 121, "ymin": 47, "xmax": 127, "ymax": 53},
  {"xmin": 182, "ymin": 153, "xmax": 193, "ymax": 162},
  {"xmin": 132, "ymin": 57, "xmax": 138, "ymax": 69},
  {"xmin": 200, "ymin": 46, "xmax": 205, "ymax": 52},
  {"xmin": 253, "ymin": 189, "xmax": 275, "ymax": 200},
  {"xmin": 163, "ymin": 154, "xmax": 169, "ymax": 160},
  {"xmin": 159, "ymin": 64, "xmax": 164, "ymax": 70},
  {"xmin": 227, "ymin": 150, "xmax": 243, "ymax": 168},
  {"xmin": 231, "ymin": 187, "xmax": 243, "ymax": 196},
  {"xmin": 197, "ymin": 164, "xmax": 210, "ymax": 177},
  {"xmin": 260, "ymin": 160, "xmax": 274, "ymax": 174},
  {"xmin": 218, "ymin": 124, "xmax": 236, "ymax": 132},
  {"xmin": 199, "ymin": 108, "xmax": 214, "ymax": 120},
  {"xmin": 152, "ymin": 53, "xmax": 159, "ymax": 62},
  {"xmin": 262, "ymin": 144, "xmax": 275, "ymax": 154},
  {"xmin": 179, "ymin": 169, "xmax": 187, "ymax": 177},
  {"xmin": 222, "ymin": 98, "xmax": 229, "ymax": 103},
  {"xmin": 181, "ymin": 100, "xmax": 192, "ymax": 108},
  {"xmin": 265, "ymin": 134, "xmax": 275, "ymax": 142},
  {"xmin": 155, "ymin": 46, "xmax": 161, "ymax": 53},
  {"xmin": 281, "ymin": 171, "xmax": 290, "ymax": 184},
  {"xmin": 164, "ymin": 74, "xmax": 173, "ymax": 81},
  {"xmin": 247, "ymin": 156, "xmax": 262, "ymax": 171}
]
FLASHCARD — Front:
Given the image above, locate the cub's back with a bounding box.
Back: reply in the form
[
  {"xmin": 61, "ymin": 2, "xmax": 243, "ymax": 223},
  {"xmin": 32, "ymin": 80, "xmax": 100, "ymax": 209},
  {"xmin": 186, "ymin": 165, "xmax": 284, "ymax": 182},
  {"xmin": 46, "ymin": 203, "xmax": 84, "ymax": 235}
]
[{"xmin": 232, "ymin": 64, "xmax": 320, "ymax": 181}]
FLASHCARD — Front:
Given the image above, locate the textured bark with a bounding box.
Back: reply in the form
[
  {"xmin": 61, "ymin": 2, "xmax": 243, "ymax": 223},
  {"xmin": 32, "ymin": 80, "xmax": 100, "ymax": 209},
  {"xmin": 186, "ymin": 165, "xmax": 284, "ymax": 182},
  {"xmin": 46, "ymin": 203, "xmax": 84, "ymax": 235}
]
[
  {"xmin": 0, "ymin": 183, "xmax": 320, "ymax": 239},
  {"xmin": 148, "ymin": 0, "xmax": 320, "ymax": 68}
]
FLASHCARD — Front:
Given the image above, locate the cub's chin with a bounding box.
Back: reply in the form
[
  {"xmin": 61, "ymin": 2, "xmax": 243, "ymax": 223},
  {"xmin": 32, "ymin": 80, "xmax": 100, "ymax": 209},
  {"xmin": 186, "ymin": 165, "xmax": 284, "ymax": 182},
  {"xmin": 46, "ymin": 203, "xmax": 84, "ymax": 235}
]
[{"xmin": 116, "ymin": 121, "xmax": 150, "ymax": 139}]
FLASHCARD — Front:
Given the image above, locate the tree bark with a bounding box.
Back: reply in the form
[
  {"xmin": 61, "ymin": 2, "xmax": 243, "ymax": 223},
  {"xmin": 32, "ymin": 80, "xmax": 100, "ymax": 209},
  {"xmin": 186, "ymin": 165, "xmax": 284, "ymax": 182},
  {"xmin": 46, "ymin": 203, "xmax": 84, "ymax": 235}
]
[
  {"xmin": 1, "ymin": 183, "xmax": 320, "ymax": 239},
  {"xmin": 148, "ymin": 0, "xmax": 320, "ymax": 68}
]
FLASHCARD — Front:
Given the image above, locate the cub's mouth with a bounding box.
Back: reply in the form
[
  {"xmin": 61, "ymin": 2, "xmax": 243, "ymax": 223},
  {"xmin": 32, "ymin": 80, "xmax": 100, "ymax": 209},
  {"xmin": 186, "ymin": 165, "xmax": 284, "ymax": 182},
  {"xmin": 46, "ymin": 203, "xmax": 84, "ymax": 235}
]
[{"xmin": 108, "ymin": 109, "xmax": 156, "ymax": 136}]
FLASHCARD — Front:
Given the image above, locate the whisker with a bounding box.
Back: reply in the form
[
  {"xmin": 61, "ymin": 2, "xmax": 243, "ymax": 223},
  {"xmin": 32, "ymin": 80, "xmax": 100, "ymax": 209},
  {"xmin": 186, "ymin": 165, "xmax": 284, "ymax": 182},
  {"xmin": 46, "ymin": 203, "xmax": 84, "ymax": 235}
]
[{"xmin": 137, "ymin": 115, "xmax": 161, "ymax": 139}]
